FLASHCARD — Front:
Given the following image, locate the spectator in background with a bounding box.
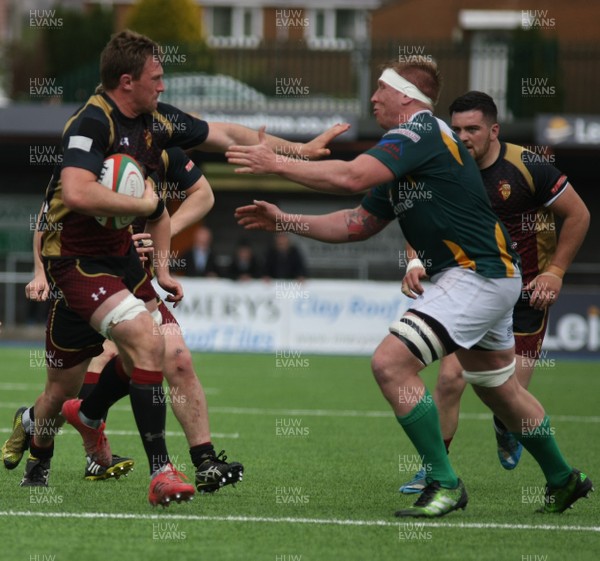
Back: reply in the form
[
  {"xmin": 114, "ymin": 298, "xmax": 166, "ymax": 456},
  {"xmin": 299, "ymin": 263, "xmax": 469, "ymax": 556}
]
[
  {"xmin": 228, "ymin": 239, "xmax": 262, "ymax": 281},
  {"xmin": 263, "ymin": 232, "xmax": 308, "ymax": 280},
  {"xmin": 182, "ymin": 225, "xmax": 221, "ymax": 277}
]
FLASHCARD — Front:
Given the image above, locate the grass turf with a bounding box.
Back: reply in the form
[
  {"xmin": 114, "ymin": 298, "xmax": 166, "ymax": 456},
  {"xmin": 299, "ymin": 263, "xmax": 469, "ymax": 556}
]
[{"xmin": 0, "ymin": 347, "xmax": 597, "ymax": 561}]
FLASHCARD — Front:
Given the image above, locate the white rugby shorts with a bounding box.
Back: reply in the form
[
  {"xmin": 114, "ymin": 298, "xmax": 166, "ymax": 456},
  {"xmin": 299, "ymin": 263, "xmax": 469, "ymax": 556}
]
[{"xmin": 395, "ymin": 267, "xmax": 521, "ymax": 351}]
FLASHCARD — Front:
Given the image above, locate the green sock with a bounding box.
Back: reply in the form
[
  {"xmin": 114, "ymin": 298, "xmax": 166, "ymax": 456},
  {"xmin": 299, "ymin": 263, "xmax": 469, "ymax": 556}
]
[
  {"xmin": 396, "ymin": 389, "xmax": 458, "ymax": 488},
  {"xmin": 513, "ymin": 415, "xmax": 572, "ymax": 488}
]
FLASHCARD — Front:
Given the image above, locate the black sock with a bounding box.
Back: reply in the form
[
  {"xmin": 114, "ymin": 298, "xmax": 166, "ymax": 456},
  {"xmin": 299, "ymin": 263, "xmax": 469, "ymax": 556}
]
[
  {"xmin": 493, "ymin": 414, "xmax": 507, "ymax": 432},
  {"xmin": 30, "ymin": 439, "xmax": 54, "ymax": 460},
  {"xmin": 78, "ymin": 368, "xmax": 101, "ymax": 401},
  {"xmin": 80, "ymin": 357, "xmax": 130, "ymax": 421},
  {"xmin": 190, "ymin": 442, "xmax": 215, "ymax": 467},
  {"xmin": 129, "ymin": 381, "xmax": 169, "ymax": 474}
]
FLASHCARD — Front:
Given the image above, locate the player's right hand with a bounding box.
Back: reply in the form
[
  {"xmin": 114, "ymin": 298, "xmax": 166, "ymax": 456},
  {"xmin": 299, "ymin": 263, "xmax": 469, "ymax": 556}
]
[
  {"xmin": 141, "ymin": 179, "xmax": 159, "ymax": 216},
  {"xmin": 235, "ymin": 200, "xmax": 281, "ymax": 232},
  {"xmin": 25, "ymin": 274, "xmax": 50, "ymax": 301}
]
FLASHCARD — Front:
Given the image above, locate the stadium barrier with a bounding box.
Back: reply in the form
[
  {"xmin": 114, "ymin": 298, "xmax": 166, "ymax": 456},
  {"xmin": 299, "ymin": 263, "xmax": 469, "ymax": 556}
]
[{"xmin": 155, "ymin": 279, "xmax": 600, "ymax": 357}]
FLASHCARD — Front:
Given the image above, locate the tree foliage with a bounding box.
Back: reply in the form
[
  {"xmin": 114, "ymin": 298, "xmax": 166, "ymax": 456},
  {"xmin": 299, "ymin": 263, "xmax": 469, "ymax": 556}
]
[
  {"xmin": 9, "ymin": 4, "xmax": 114, "ymax": 102},
  {"xmin": 125, "ymin": 0, "xmax": 203, "ymax": 44},
  {"xmin": 44, "ymin": 5, "xmax": 114, "ymax": 81},
  {"xmin": 125, "ymin": 0, "xmax": 213, "ymax": 73}
]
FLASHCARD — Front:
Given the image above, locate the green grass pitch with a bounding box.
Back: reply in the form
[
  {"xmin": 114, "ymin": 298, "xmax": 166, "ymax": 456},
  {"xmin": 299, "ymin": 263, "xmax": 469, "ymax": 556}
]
[{"xmin": 0, "ymin": 346, "xmax": 598, "ymax": 561}]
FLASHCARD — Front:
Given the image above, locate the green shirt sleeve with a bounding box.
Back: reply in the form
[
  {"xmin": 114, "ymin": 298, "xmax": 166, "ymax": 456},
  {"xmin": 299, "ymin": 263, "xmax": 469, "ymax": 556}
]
[
  {"xmin": 360, "ymin": 184, "xmax": 396, "ymax": 221},
  {"xmin": 365, "ymin": 127, "xmax": 431, "ymax": 178}
]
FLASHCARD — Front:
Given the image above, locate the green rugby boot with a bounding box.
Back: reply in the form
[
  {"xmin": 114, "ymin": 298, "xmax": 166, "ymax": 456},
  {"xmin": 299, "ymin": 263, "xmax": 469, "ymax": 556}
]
[
  {"xmin": 536, "ymin": 469, "xmax": 594, "ymax": 513},
  {"xmin": 395, "ymin": 479, "xmax": 468, "ymax": 518}
]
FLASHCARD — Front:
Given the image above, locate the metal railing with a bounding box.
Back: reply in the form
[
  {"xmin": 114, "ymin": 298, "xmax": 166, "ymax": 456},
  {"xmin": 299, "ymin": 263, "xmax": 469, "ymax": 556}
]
[{"xmin": 13, "ymin": 40, "xmax": 600, "ymax": 120}]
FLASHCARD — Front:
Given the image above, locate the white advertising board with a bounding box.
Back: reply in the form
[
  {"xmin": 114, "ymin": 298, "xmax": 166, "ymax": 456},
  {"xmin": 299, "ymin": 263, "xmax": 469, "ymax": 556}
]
[{"xmin": 157, "ymin": 278, "xmax": 412, "ymax": 355}]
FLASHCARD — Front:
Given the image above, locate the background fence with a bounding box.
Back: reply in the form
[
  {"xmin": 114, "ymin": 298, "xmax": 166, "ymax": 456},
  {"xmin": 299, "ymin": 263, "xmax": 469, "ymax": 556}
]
[{"xmin": 11, "ymin": 40, "xmax": 600, "ymax": 120}]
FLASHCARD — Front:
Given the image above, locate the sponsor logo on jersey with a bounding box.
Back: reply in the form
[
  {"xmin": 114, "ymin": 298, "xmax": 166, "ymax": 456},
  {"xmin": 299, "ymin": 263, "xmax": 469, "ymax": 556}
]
[
  {"xmin": 550, "ymin": 174, "xmax": 567, "ymax": 195},
  {"xmin": 385, "ymin": 127, "xmax": 421, "ymax": 142}
]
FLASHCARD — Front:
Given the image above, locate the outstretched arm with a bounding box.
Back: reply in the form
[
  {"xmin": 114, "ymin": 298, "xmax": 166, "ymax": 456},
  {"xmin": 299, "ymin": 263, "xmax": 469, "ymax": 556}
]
[
  {"xmin": 227, "ymin": 130, "xmax": 394, "ymax": 194},
  {"xmin": 201, "ymin": 123, "xmax": 350, "ymax": 160},
  {"xmin": 235, "ymin": 200, "xmax": 391, "ymax": 243}
]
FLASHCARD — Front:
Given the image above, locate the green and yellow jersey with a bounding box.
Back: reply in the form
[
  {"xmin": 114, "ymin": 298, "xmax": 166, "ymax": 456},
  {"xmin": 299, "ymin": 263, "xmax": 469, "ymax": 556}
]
[{"xmin": 361, "ymin": 110, "xmax": 520, "ymax": 279}]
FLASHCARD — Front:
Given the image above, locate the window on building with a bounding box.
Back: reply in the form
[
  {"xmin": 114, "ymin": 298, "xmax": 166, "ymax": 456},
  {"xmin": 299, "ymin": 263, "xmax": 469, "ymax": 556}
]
[
  {"xmin": 306, "ymin": 8, "xmax": 365, "ymax": 50},
  {"xmin": 335, "ymin": 10, "xmax": 355, "ymax": 40},
  {"xmin": 205, "ymin": 6, "xmax": 262, "ymax": 48},
  {"xmin": 212, "ymin": 7, "xmax": 232, "ymax": 37}
]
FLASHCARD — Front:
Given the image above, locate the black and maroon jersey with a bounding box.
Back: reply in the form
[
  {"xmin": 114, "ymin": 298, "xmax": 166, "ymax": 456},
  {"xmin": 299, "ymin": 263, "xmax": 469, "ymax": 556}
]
[
  {"xmin": 41, "ymin": 93, "xmax": 208, "ymax": 258},
  {"xmin": 481, "ymin": 142, "xmax": 568, "ymax": 285},
  {"xmin": 131, "ymin": 147, "xmax": 203, "ymax": 235}
]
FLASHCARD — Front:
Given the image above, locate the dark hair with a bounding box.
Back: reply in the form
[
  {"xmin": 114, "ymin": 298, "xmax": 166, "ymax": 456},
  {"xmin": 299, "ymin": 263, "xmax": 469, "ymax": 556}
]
[
  {"xmin": 382, "ymin": 58, "xmax": 442, "ymax": 106},
  {"xmin": 449, "ymin": 91, "xmax": 498, "ymax": 123},
  {"xmin": 100, "ymin": 29, "xmax": 159, "ymax": 90}
]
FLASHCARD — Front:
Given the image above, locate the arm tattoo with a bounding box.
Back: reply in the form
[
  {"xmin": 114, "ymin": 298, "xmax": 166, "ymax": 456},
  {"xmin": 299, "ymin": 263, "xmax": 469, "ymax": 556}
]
[{"xmin": 344, "ymin": 207, "xmax": 389, "ymax": 241}]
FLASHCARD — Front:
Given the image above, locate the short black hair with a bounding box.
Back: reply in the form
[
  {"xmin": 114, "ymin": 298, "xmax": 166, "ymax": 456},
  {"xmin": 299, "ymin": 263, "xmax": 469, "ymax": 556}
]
[{"xmin": 449, "ymin": 91, "xmax": 498, "ymax": 123}]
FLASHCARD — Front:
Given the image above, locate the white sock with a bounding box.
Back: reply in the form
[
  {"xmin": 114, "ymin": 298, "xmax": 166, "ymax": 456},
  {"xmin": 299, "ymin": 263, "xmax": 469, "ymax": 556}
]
[{"xmin": 21, "ymin": 407, "xmax": 33, "ymax": 435}]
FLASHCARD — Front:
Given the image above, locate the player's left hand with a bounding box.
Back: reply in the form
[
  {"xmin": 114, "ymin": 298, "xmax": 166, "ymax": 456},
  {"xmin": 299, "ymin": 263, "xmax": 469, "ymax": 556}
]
[
  {"xmin": 300, "ymin": 123, "xmax": 351, "ymax": 160},
  {"xmin": 157, "ymin": 274, "xmax": 184, "ymax": 308},
  {"xmin": 226, "ymin": 127, "xmax": 276, "ymax": 175},
  {"xmin": 132, "ymin": 232, "xmax": 153, "ymax": 262},
  {"xmin": 526, "ymin": 272, "xmax": 562, "ymax": 310}
]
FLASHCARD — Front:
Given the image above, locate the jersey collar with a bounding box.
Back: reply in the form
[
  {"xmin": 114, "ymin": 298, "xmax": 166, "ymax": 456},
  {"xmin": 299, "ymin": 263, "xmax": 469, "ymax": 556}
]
[{"xmin": 408, "ymin": 109, "xmax": 433, "ymax": 122}]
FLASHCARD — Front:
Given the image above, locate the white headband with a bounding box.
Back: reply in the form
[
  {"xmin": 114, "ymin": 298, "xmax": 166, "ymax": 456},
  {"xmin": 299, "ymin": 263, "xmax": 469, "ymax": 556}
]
[{"xmin": 379, "ymin": 68, "xmax": 433, "ymax": 106}]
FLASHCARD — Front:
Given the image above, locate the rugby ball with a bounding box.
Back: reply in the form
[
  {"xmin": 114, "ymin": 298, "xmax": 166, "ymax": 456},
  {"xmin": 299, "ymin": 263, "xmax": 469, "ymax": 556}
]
[{"xmin": 95, "ymin": 154, "xmax": 145, "ymax": 229}]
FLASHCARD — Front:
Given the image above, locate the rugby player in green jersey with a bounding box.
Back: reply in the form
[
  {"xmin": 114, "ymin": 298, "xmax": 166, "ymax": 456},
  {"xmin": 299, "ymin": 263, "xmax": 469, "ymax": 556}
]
[
  {"xmin": 229, "ymin": 59, "xmax": 593, "ymax": 518},
  {"xmin": 399, "ymin": 91, "xmax": 590, "ymax": 494}
]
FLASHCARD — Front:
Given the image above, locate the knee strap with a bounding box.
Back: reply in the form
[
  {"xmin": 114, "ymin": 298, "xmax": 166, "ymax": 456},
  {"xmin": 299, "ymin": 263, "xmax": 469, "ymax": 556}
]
[
  {"xmin": 462, "ymin": 359, "xmax": 516, "ymax": 388},
  {"xmin": 389, "ymin": 315, "xmax": 445, "ymax": 366},
  {"xmin": 150, "ymin": 307, "xmax": 162, "ymax": 326},
  {"xmin": 99, "ymin": 294, "xmax": 148, "ymax": 339}
]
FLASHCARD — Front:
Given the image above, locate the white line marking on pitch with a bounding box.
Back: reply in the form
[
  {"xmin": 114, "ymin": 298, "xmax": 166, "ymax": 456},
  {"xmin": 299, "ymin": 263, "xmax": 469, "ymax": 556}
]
[
  {"xmin": 0, "ymin": 428, "xmax": 239, "ymax": 439},
  {"xmin": 0, "ymin": 401, "xmax": 598, "ymax": 423},
  {"xmin": 0, "ymin": 511, "xmax": 598, "ymax": 533},
  {"xmin": 207, "ymin": 407, "xmax": 600, "ymax": 424},
  {"xmin": 0, "ymin": 383, "xmax": 220, "ymax": 395}
]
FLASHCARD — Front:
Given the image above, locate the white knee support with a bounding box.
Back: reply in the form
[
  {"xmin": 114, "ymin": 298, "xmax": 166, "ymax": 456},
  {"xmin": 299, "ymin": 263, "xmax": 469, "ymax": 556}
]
[
  {"xmin": 462, "ymin": 359, "xmax": 516, "ymax": 388},
  {"xmin": 99, "ymin": 294, "xmax": 149, "ymax": 339},
  {"xmin": 150, "ymin": 307, "xmax": 163, "ymax": 327}
]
